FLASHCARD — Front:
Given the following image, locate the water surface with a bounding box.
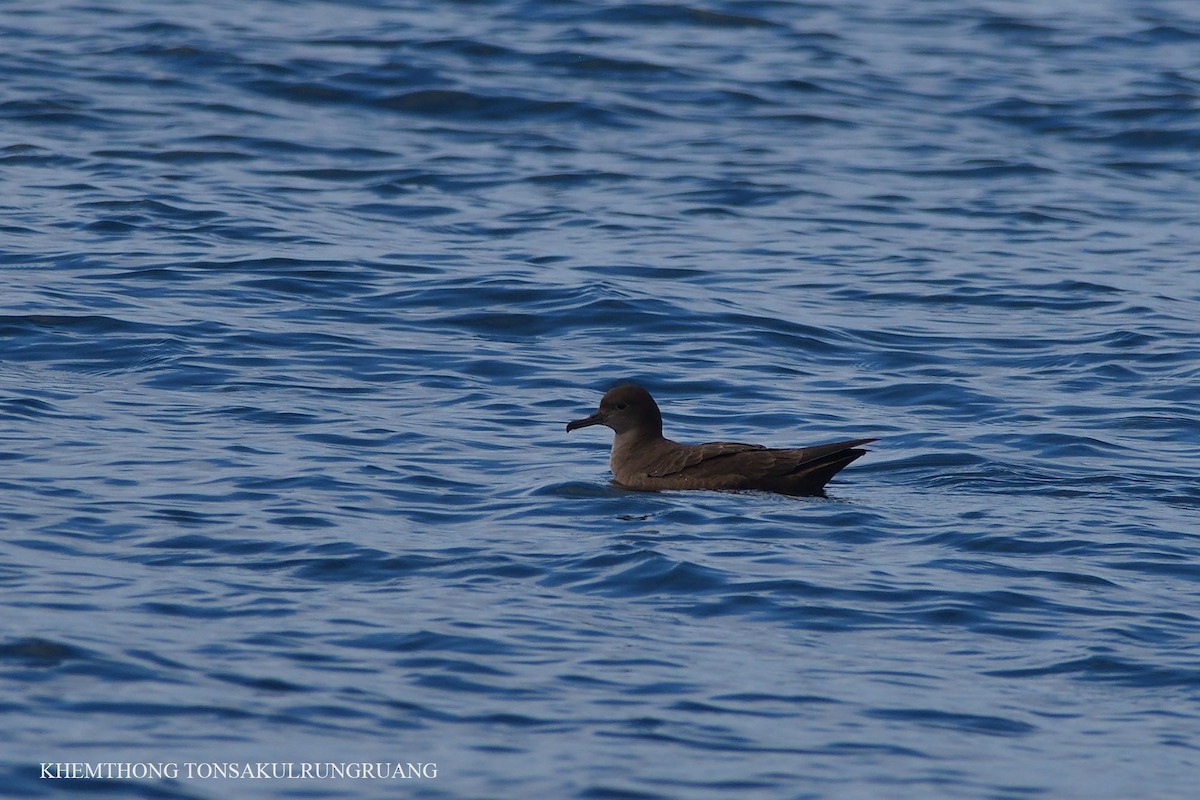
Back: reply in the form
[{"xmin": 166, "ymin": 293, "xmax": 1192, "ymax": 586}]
[{"xmin": 2, "ymin": 1, "xmax": 1199, "ymax": 798}]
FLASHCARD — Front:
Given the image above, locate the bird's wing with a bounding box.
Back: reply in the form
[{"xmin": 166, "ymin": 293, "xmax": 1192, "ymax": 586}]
[
  {"xmin": 647, "ymin": 438, "xmax": 877, "ymax": 481},
  {"xmin": 645, "ymin": 441, "xmax": 766, "ymax": 478}
]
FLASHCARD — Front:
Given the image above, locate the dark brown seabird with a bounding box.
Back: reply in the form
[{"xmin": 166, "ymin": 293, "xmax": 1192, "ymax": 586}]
[{"xmin": 566, "ymin": 385, "xmax": 875, "ymax": 496}]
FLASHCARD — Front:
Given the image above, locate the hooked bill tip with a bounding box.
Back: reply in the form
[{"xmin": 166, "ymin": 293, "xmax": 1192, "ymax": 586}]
[{"xmin": 566, "ymin": 412, "xmax": 602, "ymax": 432}]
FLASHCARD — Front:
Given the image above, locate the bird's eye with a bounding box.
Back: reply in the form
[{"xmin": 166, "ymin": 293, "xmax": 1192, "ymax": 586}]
[{"xmin": 616, "ymin": 402, "xmax": 627, "ymax": 410}]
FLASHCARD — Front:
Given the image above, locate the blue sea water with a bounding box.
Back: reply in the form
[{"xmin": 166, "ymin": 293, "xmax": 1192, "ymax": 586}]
[{"xmin": 2, "ymin": 0, "xmax": 1199, "ymax": 797}]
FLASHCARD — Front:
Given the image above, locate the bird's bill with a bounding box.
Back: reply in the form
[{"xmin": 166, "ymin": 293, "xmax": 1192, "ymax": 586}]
[{"xmin": 566, "ymin": 411, "xmax": 605, "ymax": 432}]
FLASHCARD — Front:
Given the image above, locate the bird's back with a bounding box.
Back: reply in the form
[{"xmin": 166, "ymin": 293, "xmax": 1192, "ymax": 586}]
[{"xmin": 617, "ymin": 437, "xmax": 876, "ymax": 496}]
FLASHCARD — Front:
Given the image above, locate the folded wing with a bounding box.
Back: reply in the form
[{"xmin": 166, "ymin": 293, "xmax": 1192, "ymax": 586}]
[
  {"xmin": 648, "ymin": 438, "xmax": 877, "ymax": 495},
  {"xmin": 646, "ymin": 441, "xmax": 766, "ymax": 478}
]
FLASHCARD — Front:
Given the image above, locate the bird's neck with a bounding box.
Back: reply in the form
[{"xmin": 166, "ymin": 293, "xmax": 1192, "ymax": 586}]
[
  {"xmin": 613, "ymin": 425, "xmax": 663, "ymax": 448},
  {"xmin": 610, "ymin": 426, "xmax": 666, "ymax": 475}
]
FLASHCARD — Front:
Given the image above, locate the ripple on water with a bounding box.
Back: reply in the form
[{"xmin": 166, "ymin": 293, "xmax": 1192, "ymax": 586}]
[{"xmin": 2, "ymin": 1, "xmax": 1200, "ymax": 799}]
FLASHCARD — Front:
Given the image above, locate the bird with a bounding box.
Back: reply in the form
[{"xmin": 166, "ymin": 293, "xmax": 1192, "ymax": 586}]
[{"xmin": 566, "ymin": 384, "xmax": 874, "ymax": 496}]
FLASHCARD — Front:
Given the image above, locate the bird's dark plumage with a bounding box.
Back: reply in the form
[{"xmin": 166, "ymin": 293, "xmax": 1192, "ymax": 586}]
[{"xmin": 566, "ymin": 385, "xmax": 873, "ymax": 496}]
